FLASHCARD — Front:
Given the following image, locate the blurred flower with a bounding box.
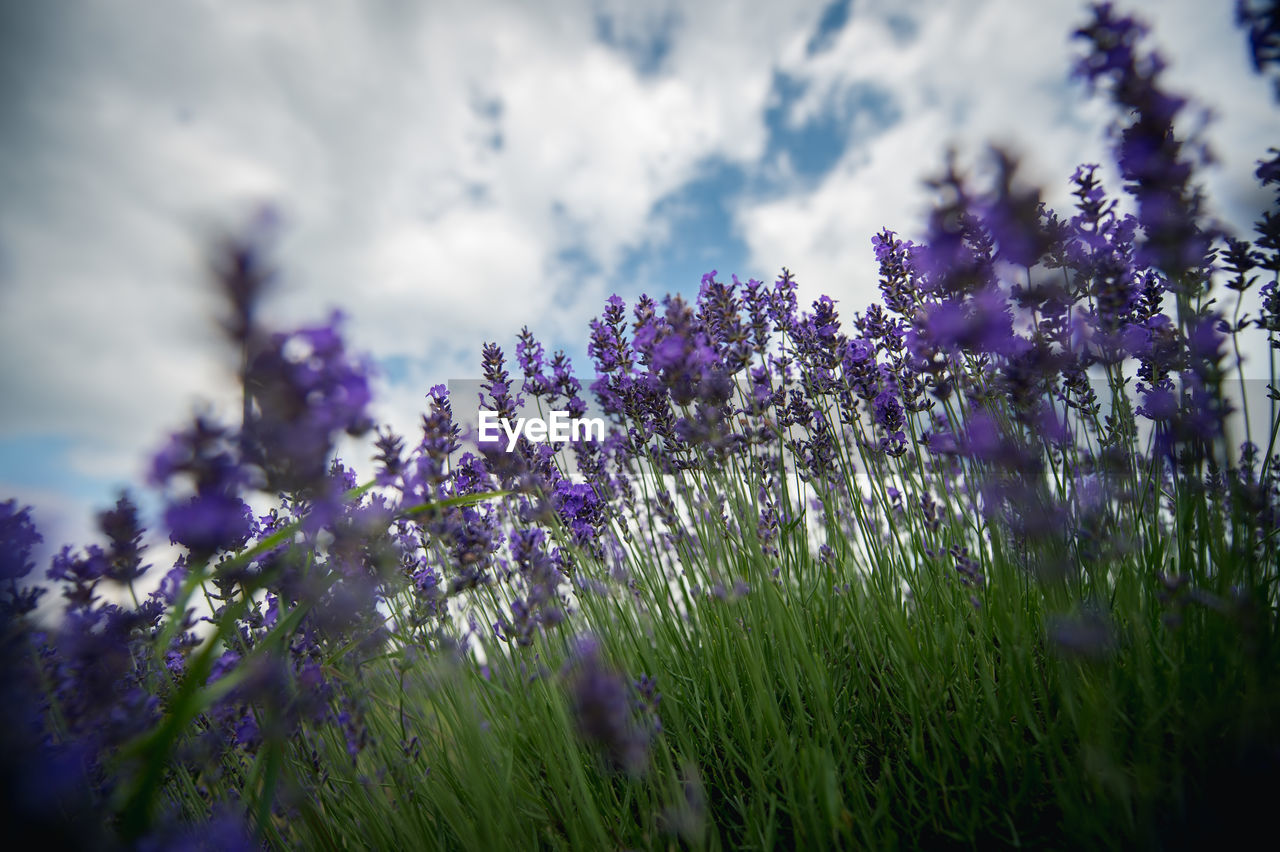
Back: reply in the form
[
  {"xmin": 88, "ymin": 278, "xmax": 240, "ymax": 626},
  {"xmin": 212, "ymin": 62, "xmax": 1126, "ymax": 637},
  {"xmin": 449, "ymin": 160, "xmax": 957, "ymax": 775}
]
[
  {"xmin": 0, "ymin": 500, "xmax": 45, "ymax": 615},
  {"xmin": 1074, "ymin": 2, "xmax": 1212, "ymax": 282},
  {"xmin": 565, "ymin": 636, "xmax": 650, "ymax": 776},
  {"xmin": 243, "ymin": 312, "xmax": 374, "ymax": 495},
  {"xmin": 164, "ymin": 493, "xmax": 255, "ymax": 561},
  {"xmin": 1237, "ymin": 0, "xmax": 1280, "ymax": 98},
  {"xmin": 150, "ymin": 416, "xmax": 254, "ymax": 560},
  {"xmin": 1047, "ymin": 609, "xmax": 1116, "ymax": 660}
]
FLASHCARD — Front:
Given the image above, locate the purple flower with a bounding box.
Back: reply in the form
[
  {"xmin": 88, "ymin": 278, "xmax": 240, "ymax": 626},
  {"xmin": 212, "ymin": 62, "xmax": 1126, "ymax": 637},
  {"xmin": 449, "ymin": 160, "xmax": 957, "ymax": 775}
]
[
  {"xmin": 925, "ymin": 428, "xmax": 960, "ymax": 456},
  {"xmin": 633, "ymin": 294, "xmax": 723, "ymax": 407},
  {"xmin": 516, "ymin": 325, "xmax": 551, "ymax": 399},
  {"xmin": 151, "ymin": 416, "xmax": 255, "ymax": 559},
  {"xmin": 588, "ymin": 295, "xmax": 636, "ymax": 383},
  {"xmin": 399, "ymin": 385, "xmax": 463, "ymax": 506},
  {"xmin": 480, "ymin": 342, "xmax": 524, "ymax": 424},
  {"xmin": 1, "ymin": 500, "xmax": 45, "ymax": 615},
  {"xmin": 163, "ymin": 493, "xmax": 254, "ymax": 559},
  {"xmin": 873, "ymin": 390, "xmax": 905, "ymax": 433},
  {"xmin": 941, "ymin": 409, "xmax": 1040, "ymax": 478},
  {"xmin": 0, "ymin": 627, "xmax": 108, "ymax": 846},
  {"xmin": 243, "ymin": 312, "xmax": 374, "ymax": 494},
  {"xmin": 913, "ymin": 286, "xmax": 1017, "ymax": 358},
  {"xmin": 790, "ymin": 296, "xmax": 848, "ymax": 403},
  {"xmin": 847, "ymin": 338, "xmax": 873, "ymax": 365},
  {"xmin": 950, "ymin": 545, "xmax": 986, "ymax": 589},
  {"xmin": 633, "ymin": 674, "xmax": 662, "ymax": 726},
  {"xmin": 768, "ymin": 268, "xmax": 800, "ymax": 333},
  {"xmin": 872, "ymin": 229, "xmax": 922, "ymax": 316},
  {"xmin": 0, "ymin": 500, "xmax": 41, "ymax": 582},
  {"xmin": 1074, "ymin": 3, "xmax": 1212, "ymax": 281},
  {"xmin": 97, "ymin": 492, "xmax": 148, "ymax": 585},
  {"xmin": 137, "ymin": 805, "xmax": 258, "ymax": 852},
  {"xmin": 435, "ymin": 503, "xmax": 496, "ymax": 594},
  {"xmin": 741, "ymin": 276, "xmax": 773, "ymax": 356},
  {"xmin": 981, "ymin": 149, "xmax": 1055, "ymax": 269},
  {"xmin": 47, "ymin": 545, "xmax": 110, "ymax": 610},
  {"xmin": 1222, "ymin": 235, "xmax": 1262, "ymax": 294},
  {"xmin": 336, "ymin": 707, "xmax": 368, "ymax": 765},
  {"xmin": 212, "ymin": 207, "xmax": 279, "ymax": 348},
  {"xmin": 372, "ymin": 427, "xmax": 406, "ymax": 487},
  {"xmin": 1237, "ymin": 0, "xmax": 1280, "ymax": 99},
  {"xmin": 565, "ymin": 636, "xmax": 650, "ymax": 775},
  {"xmin": 1047, "ymin": 609, "xmax": 1116, "ymax": 660},
  {"xmin": 917, "ymin": 157, "xmax": 995, "ymax": 298},
  {"xmin": 553, "ymin": 481, "xmax": 605, "ymax": 548},
  {"xmin": 548, "ymin": 350, "xmax": 588, "ymax": 420},
  {"xmin": 498, "ymin": 528, "xmax": 566, "ymax": 646},
  {"xmin": 151, "ymin": 415, "xmax": 247, "ymax": 491},
  {"xmin": 38, "ymin": 602, "xmax": 164, "ymax": 785},
  {"xmin": 698, "ymin": 271, "xmax": 752, "ymax": 373}
]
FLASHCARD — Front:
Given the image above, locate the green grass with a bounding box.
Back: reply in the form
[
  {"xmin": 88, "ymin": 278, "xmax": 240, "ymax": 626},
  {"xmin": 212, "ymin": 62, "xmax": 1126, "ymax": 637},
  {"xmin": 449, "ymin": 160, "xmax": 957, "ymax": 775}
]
[{"xmin": 148, "ymin": 389, "xmax": 1276, "ymax": 850}]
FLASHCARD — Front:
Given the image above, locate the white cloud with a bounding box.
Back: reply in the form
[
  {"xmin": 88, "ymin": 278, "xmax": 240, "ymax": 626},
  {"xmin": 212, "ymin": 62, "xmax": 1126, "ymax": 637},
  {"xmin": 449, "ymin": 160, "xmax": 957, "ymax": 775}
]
[
  {"xmin": 368, "ymin": 207, "xmax": 548, "ymax": 340},
  {"xmin": 0, "ymin": 0, "xmax": 838, "ymax": 543},
  {"xmin": 736, "ymin": 0, "xmax": 1275, "ymax": 322},
  {"xmin": 1, "ymin": 0, "xmax": 1273, "ymax": 553}
]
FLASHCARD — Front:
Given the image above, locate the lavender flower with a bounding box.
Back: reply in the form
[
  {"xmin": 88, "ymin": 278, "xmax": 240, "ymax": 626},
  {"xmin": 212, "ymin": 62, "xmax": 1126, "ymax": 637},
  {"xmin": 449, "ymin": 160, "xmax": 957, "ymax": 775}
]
[
  {"xmin": 480, "ymin": 342, "xmax": 522, "ymax": 422},
  {"xmin": 873, "ymin": 389, "xmax": 905, "ymax": 433},
  {"xmin": 0, "ymin": 618, "xmax": 109, "ymax": 846},
  {"xmin": 917, "ymin": 156, "xmax": 995, "ymax": 299},
  {"xmin": 1047, "ymin": 609, "xmax": 1116, "ymax": 660},
  {"xmin": 548, "ymin": 350, "xmax": 588, "ymax": 420},
  {"xmin": 516, "ymin": 325, "xmax": 550, "ymax": 398},
  {"xmin": 151, "ymin": 416, "xmax": 255, "ymax": 567},
  {"xmin": 97, "ymin": 492, "xmax": 148, "ymax": 585},
  {"xmin": 1237, "ymin": 0, "xmax": 1280, "ymax": 98},
  {"xmin": 399, "ymin": 385, "xmax": 463, "ymax": 507},
  {"xmin": 1074, "ymin": 2, "xmax": 1212, "ymax": 282},
  {"xmin": 136, "ymin": 806, "xmax": 258, "ymax": 852},
  {"xmin": 243, "ymin": 312, "xmax": 374, "ymax": 495},
  {"xmin": 872, "ymin": 229, "xmax": 922, "ymax": 317},
  {"xmin": 588, "ymin": 295, "xmax": 635, "ymax": 376},
  {"xmin": 698, "ymin": 270, "xmax": 751, "ymax": 374},
  {"xmin": 633, "ymin": 294, "xmax": 723, "ymax": 407},
  {"xmin": 769, "ymin": 268, "xmax": 800, "ymax": 334},
  {"xmin": 553, "ymin": 480, "xmax": 606, "ymax": 548},
  {"xmin": 981, "ymin": 149, "xmax": 1055, "ymax": 269},
  {"xmin": 0, "ymin": 500, "xmax": 45, "ymax": 616},
  {"xmin": 565, "ymin": 636, "xmax": 650, "ymax": 775},
  {"xmin": 495, "ymin": 528, "xmax": 566, "ymax": 647}
]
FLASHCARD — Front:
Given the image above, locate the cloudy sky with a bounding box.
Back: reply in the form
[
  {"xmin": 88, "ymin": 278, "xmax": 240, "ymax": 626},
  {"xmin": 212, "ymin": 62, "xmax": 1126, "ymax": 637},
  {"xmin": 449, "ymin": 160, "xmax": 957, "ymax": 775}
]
[{"xmin": 1, "ymin": 0, "xmax": 1275, "ymax": 553}]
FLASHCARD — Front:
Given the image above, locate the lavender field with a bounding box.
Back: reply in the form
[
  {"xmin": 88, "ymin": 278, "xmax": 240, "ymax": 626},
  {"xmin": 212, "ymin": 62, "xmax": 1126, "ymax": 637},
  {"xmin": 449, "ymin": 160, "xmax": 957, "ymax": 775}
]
[{"xmin": 3, "ymin": 3, "xmax": 1280, "ymax": 849}]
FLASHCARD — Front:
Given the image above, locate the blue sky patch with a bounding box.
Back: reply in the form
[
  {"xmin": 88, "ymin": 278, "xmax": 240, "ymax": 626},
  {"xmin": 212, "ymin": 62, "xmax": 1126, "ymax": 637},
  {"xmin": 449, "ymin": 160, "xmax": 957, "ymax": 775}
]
[
  {"xmin": 551, "ymin": 245, "xmax": 603, "ymax": 311},
  {"xmin": 0, "ymin": 433, "xmax": 126, "ymax": 504},
  {"xmin": 884, "ymin": 13, "xmax": 919, "ymax": 45},
  {"xmin": 617, "ymin": 156, "xmax": 753, "ymax": 304},
  {"xmin": 764, "ymin": 72, "xmax": 901, "ymax": 183},
  {"xmin": 593, "ymin": 8, "xmax": 679, "ymax": 77},
  {"xmin": 806, "ymin": 0, "xmax": 853, "ymax": 56},
  {"xmin": 378, "ymin": 354, "xmax": 415, "ymax": 385}
]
